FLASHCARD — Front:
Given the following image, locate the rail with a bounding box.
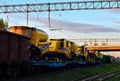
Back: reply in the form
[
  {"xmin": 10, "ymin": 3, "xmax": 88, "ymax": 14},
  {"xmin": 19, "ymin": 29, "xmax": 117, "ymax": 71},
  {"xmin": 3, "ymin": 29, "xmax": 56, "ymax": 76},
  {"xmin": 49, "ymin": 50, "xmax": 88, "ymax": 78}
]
[{"xmin": 73, "ymin": 69, "xmax": 120, "ymax": 81}]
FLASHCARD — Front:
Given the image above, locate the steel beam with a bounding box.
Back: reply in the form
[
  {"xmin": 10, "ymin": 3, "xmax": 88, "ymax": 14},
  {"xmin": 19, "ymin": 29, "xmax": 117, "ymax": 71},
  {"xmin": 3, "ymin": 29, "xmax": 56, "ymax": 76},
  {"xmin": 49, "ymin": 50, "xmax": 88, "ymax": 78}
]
[{"xmin": 0, "ymin": 0, "xmax": 120, "ymax": 13}]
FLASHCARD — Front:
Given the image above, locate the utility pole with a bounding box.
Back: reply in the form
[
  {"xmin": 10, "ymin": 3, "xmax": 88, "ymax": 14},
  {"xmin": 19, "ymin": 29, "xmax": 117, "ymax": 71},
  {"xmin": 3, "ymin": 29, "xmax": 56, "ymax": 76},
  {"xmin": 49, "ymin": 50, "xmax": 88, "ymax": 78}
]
[
  {"xmin": 48, "ymin": 3, "xmax": 51, "ymax": 30},
  {"xmin": 26, "ymin": 4, "xmax": 29, "ymax": 26}
]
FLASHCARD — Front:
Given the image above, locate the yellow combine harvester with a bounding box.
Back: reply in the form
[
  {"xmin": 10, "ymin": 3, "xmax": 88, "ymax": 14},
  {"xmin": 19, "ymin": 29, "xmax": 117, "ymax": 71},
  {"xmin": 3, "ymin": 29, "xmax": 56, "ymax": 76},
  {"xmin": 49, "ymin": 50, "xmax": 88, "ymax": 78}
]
[
  {"xmin": 10, "ymin": 26, "xmax": 49, "ymax": 61},
  {"xmin": 39, "ymin": 39, "xmax": 72, "ymax": 67}
]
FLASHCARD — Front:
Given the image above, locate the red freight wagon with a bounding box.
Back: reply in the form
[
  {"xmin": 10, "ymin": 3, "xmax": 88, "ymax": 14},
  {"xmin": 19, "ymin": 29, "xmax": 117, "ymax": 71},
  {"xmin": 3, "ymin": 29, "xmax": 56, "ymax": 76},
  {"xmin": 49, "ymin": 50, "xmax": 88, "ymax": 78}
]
[{"xmin": 0, "ymin": 30, "xmax": 30, "ymax": 65}]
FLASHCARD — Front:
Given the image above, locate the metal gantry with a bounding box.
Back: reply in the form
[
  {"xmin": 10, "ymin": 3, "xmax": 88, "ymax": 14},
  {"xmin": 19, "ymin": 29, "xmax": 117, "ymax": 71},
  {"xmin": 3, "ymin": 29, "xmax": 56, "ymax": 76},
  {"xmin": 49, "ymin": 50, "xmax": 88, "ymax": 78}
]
[{"xmin": 0, "ymin": 0, "xmax": 120, "ymax": 13}]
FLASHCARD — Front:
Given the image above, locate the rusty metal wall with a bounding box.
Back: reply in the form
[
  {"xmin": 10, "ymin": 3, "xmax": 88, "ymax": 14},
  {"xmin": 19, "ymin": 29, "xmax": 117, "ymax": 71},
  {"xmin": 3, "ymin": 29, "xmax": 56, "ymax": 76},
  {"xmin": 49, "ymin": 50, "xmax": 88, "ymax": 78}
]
[
  {"xmin": 9, "ymin": 34, "xmax": 19, "ymax": 63},
  {"xmin": 0, "ymin": 31, "xmax": 9, "ymax": 62},
  {"xmin": 19, "ymin": 37, "xmax": 30, "ymax": 62},
  {"xmin": 0, "ymin": 30, "xmax": 30, "ymax": 65}
]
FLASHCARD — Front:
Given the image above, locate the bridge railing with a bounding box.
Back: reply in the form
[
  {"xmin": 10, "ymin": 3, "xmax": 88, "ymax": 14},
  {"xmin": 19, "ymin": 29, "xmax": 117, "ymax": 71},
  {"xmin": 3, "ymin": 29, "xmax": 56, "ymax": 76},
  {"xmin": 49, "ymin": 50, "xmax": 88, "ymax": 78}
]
[{"xmin": 69, "ymin": 38, "xmax": 120, "ymax": 46}]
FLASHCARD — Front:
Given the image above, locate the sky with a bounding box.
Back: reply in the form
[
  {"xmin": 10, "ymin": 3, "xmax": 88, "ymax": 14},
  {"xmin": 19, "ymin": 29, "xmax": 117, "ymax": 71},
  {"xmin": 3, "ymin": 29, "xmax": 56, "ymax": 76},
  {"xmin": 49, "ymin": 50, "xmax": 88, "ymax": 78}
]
[{"xmin": 0, "ymin": 0, "xmax": 120, "ymax": 40}]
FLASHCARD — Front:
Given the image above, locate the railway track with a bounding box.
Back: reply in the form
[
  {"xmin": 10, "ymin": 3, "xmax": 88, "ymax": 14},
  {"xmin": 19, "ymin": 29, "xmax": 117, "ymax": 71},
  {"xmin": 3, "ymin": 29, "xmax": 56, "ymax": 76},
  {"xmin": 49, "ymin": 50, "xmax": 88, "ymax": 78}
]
[
  {"xmin": 3, "ymin": 64, "xmax": 119, "ymax": 81},
  {"xmin": 73, "ymin": 69, "xmax": 120, "ymax": 81}
]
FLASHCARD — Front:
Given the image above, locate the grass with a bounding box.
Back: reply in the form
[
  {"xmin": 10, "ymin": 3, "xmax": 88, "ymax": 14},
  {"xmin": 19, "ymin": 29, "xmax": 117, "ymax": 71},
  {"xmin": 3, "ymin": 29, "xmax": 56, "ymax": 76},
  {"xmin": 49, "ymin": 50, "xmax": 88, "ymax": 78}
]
[{"xmin": 41, "ymin": 63, "xmax": 120, "ymax": 81}]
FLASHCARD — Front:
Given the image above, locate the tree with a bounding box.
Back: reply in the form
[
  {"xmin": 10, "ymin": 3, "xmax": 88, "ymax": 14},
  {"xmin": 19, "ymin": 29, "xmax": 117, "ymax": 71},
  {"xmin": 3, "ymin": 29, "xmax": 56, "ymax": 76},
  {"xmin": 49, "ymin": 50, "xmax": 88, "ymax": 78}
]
[{"xmin": 0, "ymin": 19, "xmax": 6, "ymax": 30}]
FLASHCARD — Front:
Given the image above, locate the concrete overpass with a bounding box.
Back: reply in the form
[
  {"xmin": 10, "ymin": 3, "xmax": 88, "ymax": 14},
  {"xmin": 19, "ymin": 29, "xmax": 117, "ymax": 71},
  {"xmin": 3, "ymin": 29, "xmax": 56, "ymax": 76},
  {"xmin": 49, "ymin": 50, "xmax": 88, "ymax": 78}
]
[
  {"xmin": 70, "ymin": 38, "xmax": 120, "ymax": 46},
  {"xmin": 70, "ymin": 38, "xmax": 120, "ymax": 53},
  {"xmin": 85, "ymin": 45, "xmax": 120, "ymax": 51}
]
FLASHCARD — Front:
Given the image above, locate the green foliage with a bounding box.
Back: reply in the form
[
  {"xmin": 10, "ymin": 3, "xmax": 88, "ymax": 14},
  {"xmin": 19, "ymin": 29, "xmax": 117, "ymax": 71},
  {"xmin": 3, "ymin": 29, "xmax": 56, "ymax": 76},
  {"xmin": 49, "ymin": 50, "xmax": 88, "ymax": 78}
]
[{"xmin": 0, "ymin": 19, "xmax": 6, "ymax": 30}]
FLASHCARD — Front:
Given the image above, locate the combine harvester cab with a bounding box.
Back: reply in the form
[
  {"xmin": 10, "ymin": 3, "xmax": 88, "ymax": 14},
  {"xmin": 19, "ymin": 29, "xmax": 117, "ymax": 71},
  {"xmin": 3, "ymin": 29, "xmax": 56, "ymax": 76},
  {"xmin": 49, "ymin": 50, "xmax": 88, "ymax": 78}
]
[{"xmin": 71, "ymin": 44, "xmax": 88, "ymax": 65}]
